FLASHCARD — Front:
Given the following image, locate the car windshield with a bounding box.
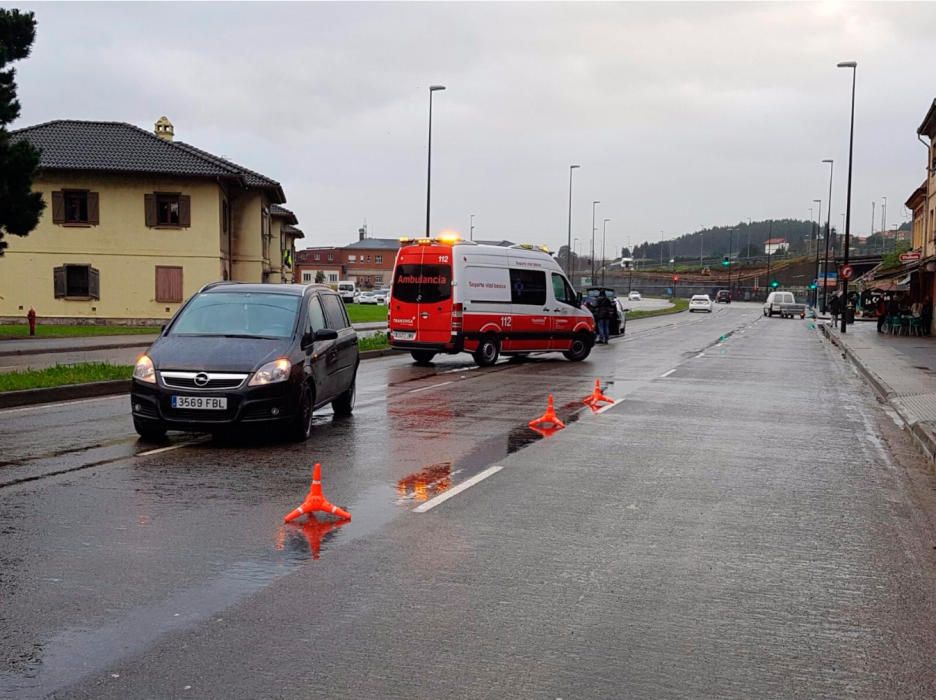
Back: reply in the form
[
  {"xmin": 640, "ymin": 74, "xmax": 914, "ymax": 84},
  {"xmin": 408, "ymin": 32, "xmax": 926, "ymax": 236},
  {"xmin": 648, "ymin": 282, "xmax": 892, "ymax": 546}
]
[
  {"xmin": 169, "ymin": 291, "xmax": 300, "ymax": 339},
  {"xmin": 692, "ymin": 296, "xmax": 709, "ymax": 301},
  {"xmin": 586, "ymin": 289, "xmax": 617, "ymax": 299}
]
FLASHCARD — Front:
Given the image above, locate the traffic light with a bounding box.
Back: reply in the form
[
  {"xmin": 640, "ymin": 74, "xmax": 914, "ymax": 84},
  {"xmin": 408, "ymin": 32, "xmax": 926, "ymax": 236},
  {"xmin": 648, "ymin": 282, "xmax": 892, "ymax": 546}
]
[
  {"xmin": 809, "ymin": 281, "xmax": 817, "ymax": 290},
  {"xmin": 770, "ymin": 280, "xmax": 779, "ymax": 288},
  {"xmin": 721, "ymin": 256, "xmax": 729, "ymax": 267}
]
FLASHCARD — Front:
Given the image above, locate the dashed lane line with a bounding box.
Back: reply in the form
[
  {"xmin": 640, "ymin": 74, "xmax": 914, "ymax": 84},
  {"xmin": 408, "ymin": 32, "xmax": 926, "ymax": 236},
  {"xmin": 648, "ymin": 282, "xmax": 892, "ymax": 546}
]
[
  {"xmin": 407, "ymin": 380, "xmax": 454, "ymax": 394},
  {"xmin": 136, "ymin": 438, "xmax": 210, "ymax": 457},
  {"xmin": 660, "ymin": 369, "xmax": 676, "ymax": 378},
  {"xmin": 413, "ymin": 466, "xmax": 503, "ymax": 513}
]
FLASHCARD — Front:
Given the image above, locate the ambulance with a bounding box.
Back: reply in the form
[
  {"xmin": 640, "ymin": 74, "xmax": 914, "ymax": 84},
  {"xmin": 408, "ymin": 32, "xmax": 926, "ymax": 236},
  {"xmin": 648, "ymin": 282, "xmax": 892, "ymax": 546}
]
[{"xmin": 388, "ymin": 236, "xmax": 596, "ymax": 366}]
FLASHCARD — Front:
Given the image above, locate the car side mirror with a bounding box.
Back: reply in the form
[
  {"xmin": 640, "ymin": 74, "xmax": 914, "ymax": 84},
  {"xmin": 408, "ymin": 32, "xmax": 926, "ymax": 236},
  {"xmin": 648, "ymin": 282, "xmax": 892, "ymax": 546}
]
[{"xmin": 314, "ymin": 328, "xmax": 338, "ymax": 341}]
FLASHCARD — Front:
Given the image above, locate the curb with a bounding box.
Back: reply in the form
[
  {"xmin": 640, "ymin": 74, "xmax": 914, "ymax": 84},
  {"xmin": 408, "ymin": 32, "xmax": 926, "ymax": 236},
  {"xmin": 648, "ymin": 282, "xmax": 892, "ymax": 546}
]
[
  {"xmin": 819, "ymin": 323, "xmax": 936, "ymax": 463},
  {"xmin": 0, "ymin": 340, "xmax": 154, "ymax": 358},
  {"xmin": 0, "ymin": 347, "xmax": 405, "ymax": 410}
]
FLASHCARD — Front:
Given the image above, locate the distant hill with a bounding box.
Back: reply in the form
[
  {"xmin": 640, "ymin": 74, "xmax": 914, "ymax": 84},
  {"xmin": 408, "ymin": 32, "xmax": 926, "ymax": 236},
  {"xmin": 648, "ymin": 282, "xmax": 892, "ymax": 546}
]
[{"xmin": 633, "ymin": 220, "xmax": 822, "ymax": 261}]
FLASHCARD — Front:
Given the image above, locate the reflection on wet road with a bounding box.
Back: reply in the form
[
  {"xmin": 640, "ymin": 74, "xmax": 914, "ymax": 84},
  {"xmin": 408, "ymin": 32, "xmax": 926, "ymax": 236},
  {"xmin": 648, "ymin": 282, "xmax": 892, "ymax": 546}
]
[{"xmin": 0, "ymin": 304, "xmax": 812, "ymax": 696}]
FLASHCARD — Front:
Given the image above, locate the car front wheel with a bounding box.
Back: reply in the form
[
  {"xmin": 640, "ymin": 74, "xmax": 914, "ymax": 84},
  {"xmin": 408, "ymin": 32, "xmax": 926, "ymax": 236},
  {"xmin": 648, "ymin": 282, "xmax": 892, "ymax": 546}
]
[
  {"xmin": 289, "ymin": 382, "xmax": 315, "ymax": 441},
  {"xmin": 473, "ymin": 335, "xmax": 500, "ymax": 367}
]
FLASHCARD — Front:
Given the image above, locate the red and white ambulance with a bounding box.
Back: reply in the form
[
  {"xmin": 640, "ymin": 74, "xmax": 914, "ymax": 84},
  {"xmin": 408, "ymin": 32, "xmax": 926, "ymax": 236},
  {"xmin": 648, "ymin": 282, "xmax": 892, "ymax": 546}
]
[{"xmin": 388, "ymin": 236, "xmax": 596, "ymax": 366}]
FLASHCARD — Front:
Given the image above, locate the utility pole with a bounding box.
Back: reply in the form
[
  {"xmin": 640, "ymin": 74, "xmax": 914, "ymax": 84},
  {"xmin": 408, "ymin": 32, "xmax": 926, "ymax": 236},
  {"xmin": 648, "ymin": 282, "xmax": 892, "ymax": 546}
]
[
  {"xmin": 766, "ymin": 221, "xmax": 773, "ymax": 300},
  {"xmin": 882, "ymin": 195, "xmax": 887, "ymax": 254}
]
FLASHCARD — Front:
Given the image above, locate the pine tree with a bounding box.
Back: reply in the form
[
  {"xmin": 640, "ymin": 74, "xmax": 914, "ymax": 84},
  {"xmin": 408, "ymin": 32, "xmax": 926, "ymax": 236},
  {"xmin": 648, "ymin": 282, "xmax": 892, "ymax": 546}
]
[{"xmin": 0, "ymin": 8, "xmax": 44, "ymax": 256}]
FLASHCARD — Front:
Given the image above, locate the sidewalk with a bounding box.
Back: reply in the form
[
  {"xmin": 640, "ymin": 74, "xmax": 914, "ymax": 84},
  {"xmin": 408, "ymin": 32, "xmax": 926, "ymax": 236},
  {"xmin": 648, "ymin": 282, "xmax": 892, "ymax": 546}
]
[
  {"xmin": 0, "ymin": 322, "xmax": 389, "ymax": 359},
  {"xmin": 820, "ymin": 320, "xmax": 936, "ymax": 462}
]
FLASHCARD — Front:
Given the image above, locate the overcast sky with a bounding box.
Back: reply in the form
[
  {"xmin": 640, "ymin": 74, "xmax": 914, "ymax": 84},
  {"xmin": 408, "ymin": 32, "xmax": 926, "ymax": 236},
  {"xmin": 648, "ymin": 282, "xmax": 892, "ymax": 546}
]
[{"xmin": 11, "ymin": 2, "xmax": 936, "ymax": 254}]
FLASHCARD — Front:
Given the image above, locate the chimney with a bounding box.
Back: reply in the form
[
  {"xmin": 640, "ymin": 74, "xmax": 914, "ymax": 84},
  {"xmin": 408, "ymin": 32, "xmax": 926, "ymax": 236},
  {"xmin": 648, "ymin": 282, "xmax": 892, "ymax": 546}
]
[
  {"xmin": 358, "ymin": 225, "xmax": 367, "ymax": 242},
  {"xmin": 154, "ymin": 116, "xmax": 174, "ymax": 142}
]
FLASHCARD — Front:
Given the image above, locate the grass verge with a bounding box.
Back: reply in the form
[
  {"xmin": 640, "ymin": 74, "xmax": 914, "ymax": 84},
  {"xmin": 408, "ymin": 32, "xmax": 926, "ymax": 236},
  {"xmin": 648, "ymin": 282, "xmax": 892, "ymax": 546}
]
[
  {"xmin": 0, "ymin": 363, "xmax": 132, "ymax": 393},
  {"xmin": 626, "ymin": 297, "xmax": 689, "ymax": 320},
  {"xmin": 345, "ymin": 304, "xmax": 388, "ymax": 324},
  {"xmin": 0, "ymin": 324, "xmax": 156, "ymax": 339},
  {"xmin": 359, "ymin": 334, "xmax": 390, "ymax": 352}
]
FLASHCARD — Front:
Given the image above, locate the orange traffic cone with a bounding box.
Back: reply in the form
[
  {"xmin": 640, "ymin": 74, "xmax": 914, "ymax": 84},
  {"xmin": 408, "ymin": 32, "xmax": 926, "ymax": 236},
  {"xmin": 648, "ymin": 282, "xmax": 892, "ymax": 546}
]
[
  {"xmin": 583, "ymin": 379, "xmax": 614, "ymax": 408},
  {"xmin": 528, "ymin": 423, "xmax": 561, "ymax": 439},
  {"xmin": 283, "ymin": 463, "xmax": 351, "ymax": 523},
  {"xmin": 528, "ymin": 394, "xmax": 565, "ymax": 430}
]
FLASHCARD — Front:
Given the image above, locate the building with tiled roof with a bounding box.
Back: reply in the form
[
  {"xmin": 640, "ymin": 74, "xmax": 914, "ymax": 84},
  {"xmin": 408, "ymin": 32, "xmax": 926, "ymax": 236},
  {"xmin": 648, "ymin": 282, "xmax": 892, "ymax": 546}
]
[{"xmin": 2, "ymin": 117, "xmax": 301, "ymax": 323}]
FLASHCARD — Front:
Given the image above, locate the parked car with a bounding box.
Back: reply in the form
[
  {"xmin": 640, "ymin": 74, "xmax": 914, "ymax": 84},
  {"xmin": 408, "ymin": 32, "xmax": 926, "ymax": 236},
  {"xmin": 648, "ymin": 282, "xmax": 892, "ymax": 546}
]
[
  {"xmin": 583, "ymin": 287, "xmax": 626, "ymax": 335},
  {"xmin": 131, "ymin": 282, "xmax": 359, "ymax": 442},
  {"xmin": 373, "ymin": 288, "xmax": 390, "ymax": 304},
  {"xmin": 337, "ymin": 280, "xmax": 356, "ymax": 303},
  {"xmin": 763, "ymin": 291, "xmax": 806, "ymax": 319},
  {"xmin": 689, "ymin": 294, "xmax": 713, "ymax": 313},
  {"xmin": 357, "ymin": 291, "xmax": 379, "ymax": 305},
  {"xmin": 628, "ymin": 291, "xmax": 642, "ymax": 301},
  {"xmin": 715, "ymin": 290, "xmax": 731, "ymax": 304}
]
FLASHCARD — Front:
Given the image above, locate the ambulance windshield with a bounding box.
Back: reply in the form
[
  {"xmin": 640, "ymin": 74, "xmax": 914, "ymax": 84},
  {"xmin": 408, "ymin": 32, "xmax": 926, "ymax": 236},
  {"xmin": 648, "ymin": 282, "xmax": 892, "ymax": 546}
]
[{"xmin": 392, "ymin": 263, "xmax": 452, "ymax": 303}]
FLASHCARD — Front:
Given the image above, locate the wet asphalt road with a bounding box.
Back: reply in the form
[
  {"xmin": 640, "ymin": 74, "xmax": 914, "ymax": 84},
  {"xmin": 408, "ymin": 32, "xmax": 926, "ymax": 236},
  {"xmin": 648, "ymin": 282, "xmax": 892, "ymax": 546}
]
[{"xmin": 4, "ymin": 303, "xmax": 936, "ymax": 697}]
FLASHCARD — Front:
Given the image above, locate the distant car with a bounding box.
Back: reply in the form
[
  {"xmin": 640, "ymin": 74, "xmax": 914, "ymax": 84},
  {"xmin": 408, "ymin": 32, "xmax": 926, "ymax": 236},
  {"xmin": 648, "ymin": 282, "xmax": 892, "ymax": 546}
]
[
  {"xmin": 583, "ymin": 287, "xmax": 625, "ymax": 335},
  {"xmin": 131, "ymin": 283, "xmax": 359, "ymax": 442},
  {"xmin": 689, "ymin": 294, "xmax": 713, "ymax": 313},
  {"xmin": 763, "ymin": 291, "xmax": 806, "ymax": 319},
  {"xmin": 628, "ymin": 291, "xmax": 641, "ymax": 301},
  {"xmin": 373, "ymin": 288, "xmax": 391, "ymax": 304},
  {"xmin": 357, "ymin": 291, "xmax": 379, "ymax": 305},
  {"xmin": 715, "ymin": 290, "xmax": 731, "ymax": 304}
]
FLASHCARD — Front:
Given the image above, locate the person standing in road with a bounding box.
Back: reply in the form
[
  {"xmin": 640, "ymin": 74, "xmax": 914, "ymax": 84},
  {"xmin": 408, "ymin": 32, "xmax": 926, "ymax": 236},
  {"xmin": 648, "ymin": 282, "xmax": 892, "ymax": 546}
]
[
  {"xmin": 594, "ymin": 290, "xmax": 613, "ymax": 344},
  {"xmin": 876, "ymin": 296, "xmax": 887, "ymax": 333}
]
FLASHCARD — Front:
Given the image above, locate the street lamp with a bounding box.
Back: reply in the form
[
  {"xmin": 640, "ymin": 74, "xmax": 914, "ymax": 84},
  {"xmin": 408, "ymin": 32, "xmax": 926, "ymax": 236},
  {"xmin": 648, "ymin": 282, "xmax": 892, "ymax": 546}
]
[
  {"xmin": 469, "ymin": 213, "xmax": 475, "ymax": 241},
  {"xmin": 881, "ymin": 195, "xmax": 887, "ymax": 253},
  {"xmin": 425, "ymin": 85, "xmax": 446, "ymax": 237},
  {"xmin": 601, "ymin": 218, "xmax": 610, "ymax": 285},
  {"xmin": 572, "ymin": 236, "xmax": 579, "ymax": 284},
  {"xmin": 837, "ymin": 60, "xmax": 857, "ymax": 333},
  {"xmin": 813, "ymin": 198, "xmax": 822, "ymax": 308},
  {"xmin": 566, "ymin": 165, "xmax": 580, "ymax": 276},
  {"xmin": 659, "ymin": 230, "xmax": 664, "ymax": 268},
  {"xmin": 591, "ymin": 201, "xmax": 600, "ymax": 281},
  {"xmin": 821, "ymin": 159, "xmax": 834, "ymax": 313}
]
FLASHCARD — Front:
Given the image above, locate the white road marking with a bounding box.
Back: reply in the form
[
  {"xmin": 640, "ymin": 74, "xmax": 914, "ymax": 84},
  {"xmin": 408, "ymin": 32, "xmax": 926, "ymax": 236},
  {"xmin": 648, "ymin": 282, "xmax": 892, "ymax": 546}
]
[
  {"xmin": 407, "ymin": 380, "xmax": 454, "ymax": 394},
  {"xmin": 660, "ymin": 369, "xmax": 676, "ymax": 378},
  {"xmin": 441, "ymin": 366, "xmax": 480, "ymax": 375},
  {"xmin": 595, "ymin": 401, "xmax": 617, "ymax": 415},
  {"xmin": 0, "ymin": 394, "xmax": 125, "ymax": 415},
  {"xmin": 413, "ymin": 465, "xmax": 503, "ymax": 513},
  {"xmin": 696, "ymin": 353, "xmax": 705, "ymax": 358},
  {"xmin": 136, "ymin": 438, "xmax": 208, "ymax": 457}
]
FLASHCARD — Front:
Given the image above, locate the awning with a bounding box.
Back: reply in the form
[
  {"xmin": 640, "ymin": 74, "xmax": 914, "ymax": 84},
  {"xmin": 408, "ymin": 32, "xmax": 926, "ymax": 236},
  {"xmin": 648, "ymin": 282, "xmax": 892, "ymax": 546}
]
[{"xmin": 869, "ymin": 273, "xmax": 912, "ymax": 292}]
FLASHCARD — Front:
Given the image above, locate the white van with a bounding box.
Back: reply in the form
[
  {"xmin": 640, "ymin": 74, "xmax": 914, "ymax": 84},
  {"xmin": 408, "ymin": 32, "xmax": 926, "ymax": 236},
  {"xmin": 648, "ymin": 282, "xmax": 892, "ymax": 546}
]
[
  {"xmin": 388, "ymin": 238, "xmax": 597, "ymax": 366},
  {"xmin": 337, "ymin": 281, "xmax": 356, "ymax": 303}
]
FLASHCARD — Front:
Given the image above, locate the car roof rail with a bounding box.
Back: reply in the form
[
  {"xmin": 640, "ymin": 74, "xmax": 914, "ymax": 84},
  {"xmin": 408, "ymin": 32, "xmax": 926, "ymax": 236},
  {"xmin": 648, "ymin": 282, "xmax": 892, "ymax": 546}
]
[{"xmin": 198, "ymin": 280, "xmax": 243, "ymax": 293}]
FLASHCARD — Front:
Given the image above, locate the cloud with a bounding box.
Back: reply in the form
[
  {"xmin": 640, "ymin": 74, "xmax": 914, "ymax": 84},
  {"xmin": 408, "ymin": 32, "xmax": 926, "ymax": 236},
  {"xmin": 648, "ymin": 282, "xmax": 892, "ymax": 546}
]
[{"xmin": 11, "ymin": 1, "xmax": 936, "ymax": 250}]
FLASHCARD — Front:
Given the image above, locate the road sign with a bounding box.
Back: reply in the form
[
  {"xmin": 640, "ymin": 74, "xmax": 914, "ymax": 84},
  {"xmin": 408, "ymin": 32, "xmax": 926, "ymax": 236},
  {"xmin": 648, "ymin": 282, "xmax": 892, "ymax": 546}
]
[
  {"xmin": 899, "ymin": 251, "xmax": 922, "ymax": 263},
  {"xmin": 840, "ymin": 265, "xmax": 854, "ymax": 280}
]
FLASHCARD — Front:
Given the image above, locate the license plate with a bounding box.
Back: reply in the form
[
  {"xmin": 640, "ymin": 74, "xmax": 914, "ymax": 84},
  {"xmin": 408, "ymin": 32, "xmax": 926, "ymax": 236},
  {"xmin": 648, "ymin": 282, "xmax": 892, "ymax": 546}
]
[
  {"xmin": 394, "ymin": 330, "xmax": 416, "ymax": 340},
  {"xmin": 171, "ymin": 395, "xmax": 227, "ymax": 410}
]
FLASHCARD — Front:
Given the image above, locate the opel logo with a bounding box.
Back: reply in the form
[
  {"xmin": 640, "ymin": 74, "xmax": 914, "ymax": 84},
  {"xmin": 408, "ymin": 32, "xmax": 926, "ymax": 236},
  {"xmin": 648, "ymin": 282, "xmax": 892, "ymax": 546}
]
[{"xmin": 194, "ymin": 372, "xmax": 210, "ymax": 387}]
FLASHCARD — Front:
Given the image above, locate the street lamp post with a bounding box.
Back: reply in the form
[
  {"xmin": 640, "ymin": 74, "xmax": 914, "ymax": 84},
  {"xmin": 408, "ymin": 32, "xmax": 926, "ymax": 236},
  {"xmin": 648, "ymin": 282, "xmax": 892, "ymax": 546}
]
[
  {"xmin": 566, "ymin": 165, "xmax": 580, "ymax": 276},
  {"xmin": 813, "ymin": 198, "xmax": 822, "ymax": 308},
  {"xmin": 601, "ymin": 218, "xmax": 610, "ymax": 285},
  {"xmin": 425, "ymin": 85, "xmax": 446, "ymax": 237},
  {"xmin": 659, "ymin": 230, "xmax": 664, "ymax": 268},
  {"xmin": 591, "ymin": 201, "xmax": 600, "ymax": 282},
  {"xmin": 838, "ymin": 60, "xmax": 857, "ymax": 333},
  {"xmin": 469, "ymin": 213, "xmax": 475, "ymax": 241},
  {"xmin": 882, "ymin": 195, "xmax": 887, "ymax": 253},
  {"xmin": 821, "ymin": 159, "xmax": 834, "ymax": 314},
  {"xmin": 572, "ymin": 236, "xmax": 579, "ymax": 284}
]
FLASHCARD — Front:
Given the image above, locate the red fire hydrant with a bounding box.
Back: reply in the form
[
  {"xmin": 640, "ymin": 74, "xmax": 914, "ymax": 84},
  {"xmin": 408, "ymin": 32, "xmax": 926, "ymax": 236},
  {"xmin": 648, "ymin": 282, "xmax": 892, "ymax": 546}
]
[{"xmin": 27, "ymin": 308, "xmax": 37, "ymax": 336}]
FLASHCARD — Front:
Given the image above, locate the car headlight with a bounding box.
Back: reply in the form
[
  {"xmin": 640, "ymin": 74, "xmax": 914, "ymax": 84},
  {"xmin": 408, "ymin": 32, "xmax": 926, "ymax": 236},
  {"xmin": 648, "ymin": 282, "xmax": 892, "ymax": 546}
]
[
  {"xmin": 133, "ymin": 355, "xmax": 156, "ymax": 384},
  {"xmin": 248, "ymin": 358, "xmax": 292, "ymax": 386}
]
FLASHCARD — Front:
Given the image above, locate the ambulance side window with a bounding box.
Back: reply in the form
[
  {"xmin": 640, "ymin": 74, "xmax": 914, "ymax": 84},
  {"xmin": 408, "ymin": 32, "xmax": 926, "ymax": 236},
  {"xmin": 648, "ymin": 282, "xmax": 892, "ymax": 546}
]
[
  {"xmin": 551, "ymin": 273, "xmax": 576, "ymax": 306},
  {"xmin": 509, "ymin": 269, "xmax": 546, "ymax": 306}
]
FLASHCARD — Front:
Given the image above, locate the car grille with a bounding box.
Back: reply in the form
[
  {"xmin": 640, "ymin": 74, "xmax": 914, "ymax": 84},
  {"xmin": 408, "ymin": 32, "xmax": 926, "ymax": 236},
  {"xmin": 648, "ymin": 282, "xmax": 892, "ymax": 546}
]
[{"xmin": 160, "ymin": 371, "xmax": 248, "ymax": 390}]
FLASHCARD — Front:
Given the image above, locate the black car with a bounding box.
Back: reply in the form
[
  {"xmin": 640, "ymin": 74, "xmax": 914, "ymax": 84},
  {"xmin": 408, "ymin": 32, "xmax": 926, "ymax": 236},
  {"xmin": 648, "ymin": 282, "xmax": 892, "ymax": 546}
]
[
  {"xmin": 715, "ymin": 290, "xmax": 731, "ymax": 304},
  {"xmin": 131, "ymin": 282, "xmax": 358, "ymax": 441}
]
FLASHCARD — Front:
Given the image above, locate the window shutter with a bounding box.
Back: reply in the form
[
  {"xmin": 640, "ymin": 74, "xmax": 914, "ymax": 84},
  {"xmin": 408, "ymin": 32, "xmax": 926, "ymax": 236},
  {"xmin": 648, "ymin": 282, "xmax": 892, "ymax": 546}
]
[
  {"xmin": 156, "ymin": 266, "xmax": 183, "ymax": 303},
  {"xmin": 144, "ymin": 194, "xmax": 156, "ymax": 227},
  {"xmin": 52, "ymin": 191, "xmax": 65, "ymax": 224},
  {"xmin": 179, "ymin": 195, "xmax": 191, "ymax": 227},
  {"xmin": 53, "ymin": 266, "xmax": 66, "ymax": 298},
  {"xmin": 87, "ymin": 192, "xmax": 100, "ymax": 225},
  {"xmin": 89, "ymin": 267, "xmax": 100, "ymax": 300}
]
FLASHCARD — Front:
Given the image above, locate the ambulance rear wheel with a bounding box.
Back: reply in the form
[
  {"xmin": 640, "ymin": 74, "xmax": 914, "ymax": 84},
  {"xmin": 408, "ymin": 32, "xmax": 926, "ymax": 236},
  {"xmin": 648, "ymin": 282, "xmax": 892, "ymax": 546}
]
[
  {"xmin": 473, "ymin": 335, "xmax": 500, "ymax": 367},
  {"xmin": 410, "ymin": 350, "xmax": 436, "ymax": 365},
  {"xmin": 563, "ymin": 333, "xmax": 592, "ymax": 362}
]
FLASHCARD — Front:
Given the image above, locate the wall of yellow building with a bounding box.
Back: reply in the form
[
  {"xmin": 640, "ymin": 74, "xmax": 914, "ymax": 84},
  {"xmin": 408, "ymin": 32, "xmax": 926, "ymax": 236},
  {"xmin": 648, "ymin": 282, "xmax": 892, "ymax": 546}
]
[
  {"xmin": 0, "ymin": 173, "xmax": 223, "ymax": 321},
  {"xmin": 230, "ymin": 191, "xmax": 264, "ymax": 282}
]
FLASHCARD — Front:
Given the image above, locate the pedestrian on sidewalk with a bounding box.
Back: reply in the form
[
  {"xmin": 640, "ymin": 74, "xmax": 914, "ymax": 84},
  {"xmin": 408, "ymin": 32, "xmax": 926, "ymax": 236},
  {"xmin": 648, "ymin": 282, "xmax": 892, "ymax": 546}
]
[
  {"xmin": 876, "ymin": 296, "xmax": 888, "ymax": 333},
  {"xmin": 923, "ymin": 297, "xmax": 933, "ymax": 336},
  {"xmin": 594, "ymin": 290, "xmax": 613, "ymax": 344},
  {"xmin": 829, "ymin": 292, "xmax": 842, "ymax": 327}
]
